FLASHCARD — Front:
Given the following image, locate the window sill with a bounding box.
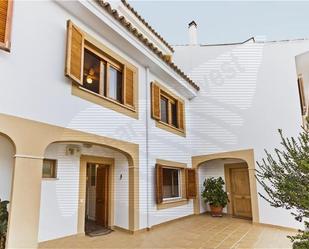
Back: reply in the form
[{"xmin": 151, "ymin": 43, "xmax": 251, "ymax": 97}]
[
  {"xmin": 156, "ymin": 120, "xmax": 185, "ymax": 137},
  {"xmin": 157, "ymin": 198, "xmax": 188, "ymax": 210},
  {"xmin": 72, "ymin": 84, "xmax": 138, "ymax": 119},
  {"xmin": 0, "ymin": 41, "xmax": 11, "ymax": 52}
]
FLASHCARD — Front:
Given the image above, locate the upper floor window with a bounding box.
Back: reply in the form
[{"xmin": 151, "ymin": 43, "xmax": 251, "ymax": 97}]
[
  {"xmin": 151, "ymin": 82, "xmax": 185, "ymax": 136},
  {"xmin": 160, "ymin": 93, "xmax": 179, "ymax": 128},
  {"xmin": 82, "ymin": 47, "xmax": 124, "ymax": 104},
  {"xmin": 65, "ymin": 20, "xmax": 138, "ymax": 119},
  {"xmin": 0, "ymin": 0, "xmax": 13, "ymax": 52}
]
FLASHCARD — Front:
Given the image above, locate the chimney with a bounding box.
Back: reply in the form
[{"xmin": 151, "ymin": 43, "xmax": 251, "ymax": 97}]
[{"xmin": 188, "ymin": 21, "xmax": 198, "ymax": 45}]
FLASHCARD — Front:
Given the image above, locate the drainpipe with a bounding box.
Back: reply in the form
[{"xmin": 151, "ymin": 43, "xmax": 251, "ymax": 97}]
[{"xmin": 145, "ymin": 66, "xmax": 150, "ymax": 229}]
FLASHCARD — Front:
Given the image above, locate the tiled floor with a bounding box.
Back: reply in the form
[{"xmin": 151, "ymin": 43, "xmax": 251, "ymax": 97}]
[{"xmin": 39, "ymin": 214, "xmax": 295, "ymax": 249}]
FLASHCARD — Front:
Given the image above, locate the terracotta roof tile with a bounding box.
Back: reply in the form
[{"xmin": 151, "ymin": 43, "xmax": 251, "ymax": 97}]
[
  {"xmin": 97, "ymin": 0, "xmax": 199, "ymax": 91},
  {"xmin": 121, "ymin": 0, "xmax": 174, "ymax": 53}
]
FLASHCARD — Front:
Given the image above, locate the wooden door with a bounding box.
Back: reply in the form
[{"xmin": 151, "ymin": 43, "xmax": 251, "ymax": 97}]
[
  {"xmin": 95, "ymin": 165, "xmax": 109, "ymax": 227},
  {"xmin": 230, "ymin": 168, "xmax": 252, "ymax": 219}
]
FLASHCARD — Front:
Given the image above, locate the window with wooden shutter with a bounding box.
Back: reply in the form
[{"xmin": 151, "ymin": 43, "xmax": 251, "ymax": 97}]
[
  {"xmin": 0, "ymin": 0, "xmax": 13, "ymax": 52},
  {"xmin": 124, "ymin": 66, "xmax": 134, "ymax": 107},
  {"xmin": 156, "ymin": 164, "xmax": 163, "ymax": 204},
  {"xmin": 186, "ymin": 168, "xmax": 197, "ymax": 199},
  {"xmin": 177, "ymin": 100, "xmax": 185, "ymax": 131},
  {"xmin": 155, "ymin": 160, "xmax": 190, "ymax": 209},
  {"xmin": 151, "ymin": 81, "xmax": 186, "ymax": 135},
  {"xmin": 66, "ymin": 20, "xmax": 138, "ymax": 118},
  {"xmin": 151, "ymin": 82, "xmax": 161, "ymax": 120},
  {"xmin": 65, "ymin": 20, "xmax": 84, "ymax": 85}
]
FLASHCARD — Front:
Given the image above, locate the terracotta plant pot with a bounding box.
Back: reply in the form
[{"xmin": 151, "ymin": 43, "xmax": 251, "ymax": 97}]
[{"xmin": 210, "ymin": 205, "xmax": 223, "ymax": 217}]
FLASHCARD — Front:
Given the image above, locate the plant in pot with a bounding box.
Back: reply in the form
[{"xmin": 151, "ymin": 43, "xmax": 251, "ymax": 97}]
[
  {"xmin": 201, "ymin": 177, "xmax": 228, "ymax": 217},
  {"xmin": 0, "ymin": 199, "xmax": 9, "ymax": 249}
]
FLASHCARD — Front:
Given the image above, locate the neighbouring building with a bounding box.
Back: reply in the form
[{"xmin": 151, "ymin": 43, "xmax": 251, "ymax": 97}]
[{"xmin": 0, "ymin": 0, "xmax": 308, "ymax": 248}]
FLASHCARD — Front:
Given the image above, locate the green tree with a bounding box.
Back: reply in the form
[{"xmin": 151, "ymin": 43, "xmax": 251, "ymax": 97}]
[{"xmin": 256, "ymin": 126, "xmax": 309, "ymax": 249}]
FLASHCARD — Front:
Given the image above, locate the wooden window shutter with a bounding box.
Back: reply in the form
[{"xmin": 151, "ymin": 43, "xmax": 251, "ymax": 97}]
[
  {"xmin": 65, "ymin": 20, "xmax": 84, "ymax": 85},
  {"xmin": 0, "ymin": 0, "xmax": 13, "ymax": 51},
  {"xmin": 186, "ymin": 168, "xmax": 197, "ymax": 199},
  {"xmin": 177, "ymin": 100, "xmax": 185, "ymax": 131},
  {"xmin": 124, "ymin": 66, "xmax": 135, "ymax": 107},
  {"xmin": 151, "ymin": 82, "xmax": 161, "ymax": 120},
  {"xmin": 156, "ymin": 164, "xmax": 163, "ymax": 204},
  {"xmin": 298, "ymin": 77, "xmax": 307, "ymax": 115}
]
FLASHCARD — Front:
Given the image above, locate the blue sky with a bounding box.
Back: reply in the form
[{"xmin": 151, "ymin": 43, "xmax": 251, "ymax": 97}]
[{"xmin": 128, "ymin": 1, "xmax": 309, "ymax": 45}]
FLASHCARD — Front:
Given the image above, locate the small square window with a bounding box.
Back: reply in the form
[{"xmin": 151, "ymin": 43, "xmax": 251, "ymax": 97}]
[{"xmin": 42, "ymin": 159, "xmax": 57, "ymax": 178}]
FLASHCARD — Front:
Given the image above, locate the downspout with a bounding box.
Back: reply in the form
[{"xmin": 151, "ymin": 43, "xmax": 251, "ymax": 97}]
[{"xmin": 145, "ymin": 66, "xmax": 150, "ymax": 229}]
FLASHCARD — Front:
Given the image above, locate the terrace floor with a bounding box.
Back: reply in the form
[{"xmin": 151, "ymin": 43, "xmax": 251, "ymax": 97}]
[{"xmin": 39, "ymin": 214, "xmax": 295, "ymax": 249}]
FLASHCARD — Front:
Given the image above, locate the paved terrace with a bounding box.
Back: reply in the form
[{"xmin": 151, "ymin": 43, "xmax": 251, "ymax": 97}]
[{"xmin": 39, "ymin": 214, "xmax": 295, "ymax": 249}]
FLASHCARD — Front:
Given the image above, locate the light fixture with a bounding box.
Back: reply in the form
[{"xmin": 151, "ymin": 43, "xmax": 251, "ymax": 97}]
[
  {"xmin": 85, "ymin": 68, "xmax": 95, "ymax": 84},
  {"xmin": 86, "ymin": 76, "xmax": 93, "ymax": 84}
]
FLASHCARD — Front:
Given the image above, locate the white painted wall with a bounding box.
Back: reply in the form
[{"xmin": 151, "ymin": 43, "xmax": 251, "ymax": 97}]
[
  {"xmin": 38, "ymin": 143, "xmax": 129, "ymax": 242},
  {"xmin": 145, "ymin": 73, "xmax": 194, "ymax": 228},
  {"xmin": 0, "ymin": 1, "xmax": 195, "ymax": 232},
  {"xmin": 0, "ymin": 134, "xmax": 14, "ymax": 202},
  {"xmin": 174, "ymin": 40, "xmax": 309, "ymax": 230}
]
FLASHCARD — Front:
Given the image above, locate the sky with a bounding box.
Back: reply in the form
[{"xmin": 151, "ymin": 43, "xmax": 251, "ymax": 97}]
[{"xmin": 127, "ymin": 1, "xmax": 309, "ymax": 45}]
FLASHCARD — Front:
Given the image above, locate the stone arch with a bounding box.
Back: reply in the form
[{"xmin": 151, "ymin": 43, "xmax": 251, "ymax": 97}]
[
  {"xmin": 41, "ymin": 139, "xmax": 138, "ymax": 234},
  {"xmin": 192, "ymin": 149, "xmax": 259, "ymax": 223},
  {"xmin": 0, "ymin": 114, "xmax": 139, "ymax": 248}
]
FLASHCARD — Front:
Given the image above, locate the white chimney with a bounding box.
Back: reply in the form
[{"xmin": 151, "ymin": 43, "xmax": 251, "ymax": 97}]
[{"xmin": 188, "ymin": 21, "xmax": 198, "ymax": 45}]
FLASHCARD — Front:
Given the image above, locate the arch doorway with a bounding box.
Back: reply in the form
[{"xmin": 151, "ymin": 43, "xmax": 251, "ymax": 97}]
[
  {"xmin": 199, "ymin": 159, "xmax": 252, "ymax": 219},
  {"xmin": 192, "ymin": 149, "xmax": 259, "ymax": 223},
  {"xmin": 38, "ymin": 141, "xmax": 134, "ymax": 242}
]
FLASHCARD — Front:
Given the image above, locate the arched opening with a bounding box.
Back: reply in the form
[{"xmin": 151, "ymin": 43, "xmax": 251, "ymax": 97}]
[
  {"xmin": 0, "ymin": 133, "xmax": 15, "ymax": 203},
  {"xmin": 198, "ymin": 158, "xmax": 252, "ymax": 219},
  {"xmin": 192, "ymin": 149, "xmax": 259, "ymax": 223},
  {"xmin": 38, "ymin": 141, "xmax": 134, "ymax": 243}
]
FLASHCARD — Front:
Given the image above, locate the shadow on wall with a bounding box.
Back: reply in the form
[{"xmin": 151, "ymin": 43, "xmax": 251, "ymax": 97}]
[
  {"xmin": 0, "ymin": 133, "xmax": 15, "ymax": 203},
  {"xmin": 0, "ymin": 133, "xmax": 15, "ymax": 249}
]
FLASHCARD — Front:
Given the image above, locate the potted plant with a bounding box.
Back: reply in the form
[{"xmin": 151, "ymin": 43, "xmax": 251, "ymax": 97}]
[
  {"xmin": 201, "ymin": 177, "xmax": 228, "ymax": 217},
  {"xmin": 0, "ymin": 199, "xmax": 9, "ymax": 249}
]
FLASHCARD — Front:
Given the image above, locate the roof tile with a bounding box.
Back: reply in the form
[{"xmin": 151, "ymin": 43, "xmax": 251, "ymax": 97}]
[
  {"xmin": 97, "ymin": 0, "xmax": 199, "ymax": 91},
  {"xmin": 121, "ymin": 0, "xmax": 174, "ymax": 53}
]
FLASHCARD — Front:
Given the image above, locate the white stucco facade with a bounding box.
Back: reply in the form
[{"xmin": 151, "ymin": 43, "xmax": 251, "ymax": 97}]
[
  {"xmin": 0, "ymin": 0, "xmax": 308, "ymax": 246},
  {"xmin": 173, "ymin": 39, "xmax": 309, "ymax": 230}
]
